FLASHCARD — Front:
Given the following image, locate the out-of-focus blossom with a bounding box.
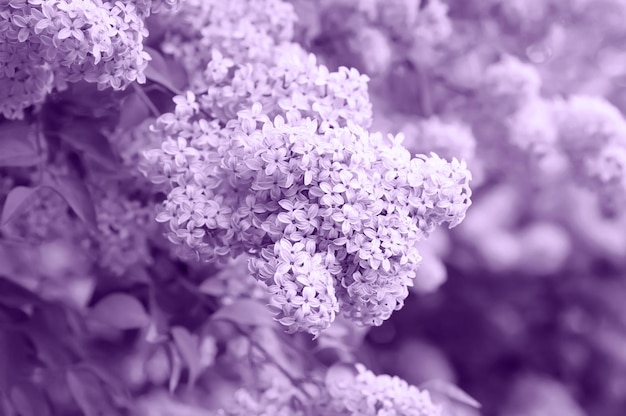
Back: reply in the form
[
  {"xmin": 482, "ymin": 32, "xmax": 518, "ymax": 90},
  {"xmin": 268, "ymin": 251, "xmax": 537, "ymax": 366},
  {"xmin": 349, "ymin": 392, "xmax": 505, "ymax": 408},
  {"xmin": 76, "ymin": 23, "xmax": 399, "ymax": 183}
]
[
  {"xmin": 318, "ymin": 364, "xmax": 443, "ymax": 416},
  {"xmin": 401, "ymin": 117, "xmax": 477, "ymax": 163}
]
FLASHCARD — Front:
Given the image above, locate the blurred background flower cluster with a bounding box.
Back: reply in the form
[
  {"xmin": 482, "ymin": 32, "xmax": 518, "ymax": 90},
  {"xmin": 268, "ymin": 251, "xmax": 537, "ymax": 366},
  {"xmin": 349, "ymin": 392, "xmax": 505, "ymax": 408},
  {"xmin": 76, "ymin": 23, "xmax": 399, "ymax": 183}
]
[{"xmin": 1, "ymin": 0, "xmax": 626, "ymax": 415}]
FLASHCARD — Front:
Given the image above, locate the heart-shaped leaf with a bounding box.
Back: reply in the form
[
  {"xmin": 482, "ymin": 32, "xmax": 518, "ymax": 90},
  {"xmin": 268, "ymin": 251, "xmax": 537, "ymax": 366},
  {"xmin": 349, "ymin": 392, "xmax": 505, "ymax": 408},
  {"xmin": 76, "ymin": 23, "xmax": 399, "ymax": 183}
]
[
  {"xmin": 10, "ymin": 381, "xmax": 50, "ymax": 416},
  {"xmin": 57, "ymin": 124, "xmax": 120, "ymax": 171},
  {"xmin": 66, "ymin": 368, "xmax": 119, "ymax": 416},
  {"xmin": 44, "ymin": 172, "xmax": 97, "ymax": 230},
  {"xmin": 143, "ymin": 47, "xmax": 184, "ymax": 95},
  {"xmin": 90, "ymin": 294, "xmax": 150, "ymax": 330},
  {"xmin": 1, "ymin": 186, "xmax": 40, "ymax": 227},
  {"xmin": 211, "ymin": 299, "xmax": 275, "ymax": 327},
  {"xmin": 421, "ymin": 379, "xmax": 481, "ymax": 409},
  {"xmin": 0, "ymin": 121, "xmax": 40, "ymax": 167}
]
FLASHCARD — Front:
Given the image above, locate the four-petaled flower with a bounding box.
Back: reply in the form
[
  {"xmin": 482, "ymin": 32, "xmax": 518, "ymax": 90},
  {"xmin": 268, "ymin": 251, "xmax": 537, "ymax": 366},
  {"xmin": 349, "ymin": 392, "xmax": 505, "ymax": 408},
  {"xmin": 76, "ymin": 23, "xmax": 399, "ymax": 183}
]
[{"xmin": 292, "ymin": 286, "xmax": 320, "ymax": 315}]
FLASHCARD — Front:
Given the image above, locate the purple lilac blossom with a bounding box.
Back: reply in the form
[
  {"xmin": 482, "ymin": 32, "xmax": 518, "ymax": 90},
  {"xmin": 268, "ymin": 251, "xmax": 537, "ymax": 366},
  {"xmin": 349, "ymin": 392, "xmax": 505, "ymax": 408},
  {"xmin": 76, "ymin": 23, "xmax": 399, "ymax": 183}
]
[
  {"xmin": 3, "ymin": 0, "xmax": 626, "ymax": 415},
  {"xmin": 0, "ymin": 0, "xmax": 179, "ymax": 119}
]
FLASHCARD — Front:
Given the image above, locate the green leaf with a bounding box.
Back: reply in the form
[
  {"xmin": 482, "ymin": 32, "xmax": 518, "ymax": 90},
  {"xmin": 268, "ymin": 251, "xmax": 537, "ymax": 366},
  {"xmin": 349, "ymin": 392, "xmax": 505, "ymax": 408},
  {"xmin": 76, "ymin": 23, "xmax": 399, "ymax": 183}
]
[
  {"xmin": 1, "ymin": 186, "xmax": 39, "ymax": 227},
  {"xmin": 198, "ymin": 277, "xmax": 225, "ymax": 296},
  {"xmin": 66, "ymin": 368, "xmax": 119, "ymax": 416},
  {"xmin": 10, "ymin": 381, "xmax": 50, "ymax": 416},
  {"xmin": 57, "ymin": 123, "xmax": 120, "ymax": 171},
  {"xmin": 211, "ymin": 299, "xmax": 275, "ymax": 327},
  {"xmin": 168, "ymin": 343, "xmax": 183, "ymax": 393},
  {"xmin": 170, "ymin": 326, "xmax": 202, "ymax": 388},
  {"xmin": 252, "ymin": 327, "xmax": 304, "ymax": 379},
  {"xmin": 0, "ymin": 121, "xmax": 40, "ymax": 167},
  {"xmin": 44, "ymin": 172, "xmax": 97, "ymax": 230},
  {"xmin": 90, "ymin": 294, "xmax": 150, "ymax": 330},
  {"xmin": 116, "ymin": 92, "xmax": 151, "ymax": 133},
  {"xmin": 143, "ymin": 47, "xmax": 183, "ymax": 95},
  {"xmin": 421, "ymin": 380, "xmax": 482, "ymax": 409}
]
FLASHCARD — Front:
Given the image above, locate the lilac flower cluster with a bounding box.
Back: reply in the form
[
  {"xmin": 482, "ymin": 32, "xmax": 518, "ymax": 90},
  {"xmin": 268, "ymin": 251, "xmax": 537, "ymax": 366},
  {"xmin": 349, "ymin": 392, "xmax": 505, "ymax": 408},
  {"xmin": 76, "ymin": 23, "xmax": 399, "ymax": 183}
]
[
  {"xmin": 130, "ymin": 0, "xmax": 180, "ymax": 16},
  {"xmin": 160, "ymin": 0, "xmax": 298, "ymax": 91},
  {"xmin": 143, "ymin": 92, "xmax": 472, "ymax": 336},
  {"xmin": 89, "ymin": 184, "xmax": 157, "ymax": 276},
  {"xmin": 202, "ymin": 44, "xmax": 373, "ymax": 133},
  {"xmin": 306, "ymin": 0, "xmax": 452, "ymax": 75},
  {"xmin": 479, "ymin": 55, "xmax": 542, "ymax": 120},
  {"xmin": 217, "ymin": 363, "xmax": 442, "ymax": 416},
  {"xmin": 217, "ymin": 379, "xmax": 306, "ymax": 416},
  {"xmin": 0, "ymin": 0, "xmax": 178, "ymax": 119},
  {"xmin": 553, "ymin": 95, "xmax": 626, "ymax": 211},
  {"xmin": 316, "ymin": 364, "xmax": 442, "ymax": 416}
]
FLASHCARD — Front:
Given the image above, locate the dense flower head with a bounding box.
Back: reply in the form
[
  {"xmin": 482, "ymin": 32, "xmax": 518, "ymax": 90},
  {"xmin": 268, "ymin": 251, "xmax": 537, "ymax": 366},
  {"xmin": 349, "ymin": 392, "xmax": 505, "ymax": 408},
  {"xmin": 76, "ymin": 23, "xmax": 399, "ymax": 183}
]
[
  {"xmin": 0, "ymin": 0, "xmax": 176, "ymax": 119},
  {"xmin": 411, "ymin": 0, "xmax": 452, "ymax": 46},
  {"xmin": 352, "ymin": 0, "xmax": 422, "ymax": 39},
  {"xmin": 160, "ymin": 0, "xmax": 298, "ymax": 91},
  {"xmin": 319, "ymin": 364, "xmax": 443, "ymax": 416},
  {"xmin": 554, "ymin": 95, "xmax": 626, "ymax": 160},
  {"xmin": 217, "ymin": 387, "xmax": 307, "ymax": 416},
  {"xmin": 553, "ymin": 95, "xmax": 626, "ymax": 209},
  {"xmin": 141, "ymin": 0, "xmax": 471, "ymax": 336},
  {"xmin": 129, "ymin": 0, "xmax": 181, "ymax": 16},
  {"xmin": 479, "ymin": 54, "xmax": 542, "ymax": 116},
  {"xmin": 88, "ymin": 183, "xmax": 158, "ymax": 276},
  {"xmin": 507, "ymin": 98, "xmax": 558, "ymax": 157},
  {"xmin": 200, "ymin": 42, "xmax": 373, "ymax": 131},
  {"xmin": 143, "ymin": 92, "xmax": 472, "ymax": 335}
]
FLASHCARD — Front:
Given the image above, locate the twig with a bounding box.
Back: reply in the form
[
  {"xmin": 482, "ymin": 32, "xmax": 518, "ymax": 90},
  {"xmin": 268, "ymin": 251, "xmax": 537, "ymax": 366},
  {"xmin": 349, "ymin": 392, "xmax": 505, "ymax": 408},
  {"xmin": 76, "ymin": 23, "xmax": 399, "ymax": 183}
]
[
  {"xmin": 145, "ymin": 77, "xmax": 213, "ymax": 120},
  {"xmin": 133, "ymin": 83, "xmax": 161, "ymax": 118},
  {"xmin": 231, "ymin": 323, "xmax": 313, "ymax": 400}
]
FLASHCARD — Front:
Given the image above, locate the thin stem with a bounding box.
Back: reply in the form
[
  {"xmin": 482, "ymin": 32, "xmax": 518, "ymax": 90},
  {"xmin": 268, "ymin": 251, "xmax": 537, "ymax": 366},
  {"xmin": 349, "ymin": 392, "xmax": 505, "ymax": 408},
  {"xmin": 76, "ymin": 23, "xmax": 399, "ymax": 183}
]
[
  {"xmin": 232, "ymin": 323, "xmax": 313, "ymax": 400},
  {"xmin": 133, "ymin": 83, "xmax": 160, "ymax": 118},
  {"xmin": 145, "ymin": 76, "xmax": 213, "ymax": 119}
]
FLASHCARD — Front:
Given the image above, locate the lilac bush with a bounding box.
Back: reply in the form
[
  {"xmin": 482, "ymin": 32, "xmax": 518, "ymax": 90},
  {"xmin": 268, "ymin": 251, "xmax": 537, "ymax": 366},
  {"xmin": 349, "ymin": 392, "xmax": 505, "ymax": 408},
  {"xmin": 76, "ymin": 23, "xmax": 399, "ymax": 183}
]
[{"xmin": 1, "ymin": 0, "xmax": 626, "ymax": 415}]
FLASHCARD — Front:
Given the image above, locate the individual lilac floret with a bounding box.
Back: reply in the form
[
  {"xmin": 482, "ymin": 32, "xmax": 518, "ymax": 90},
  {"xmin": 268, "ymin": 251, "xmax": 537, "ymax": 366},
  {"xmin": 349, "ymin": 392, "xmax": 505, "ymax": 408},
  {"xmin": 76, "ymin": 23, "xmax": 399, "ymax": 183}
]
[
  {"xmin": 319, "ymin": 364, "xmax": 443, "ymax": 416},
  {"xmin": 142, "ymin": 95, "xmax": 472, "ymax": 336}
]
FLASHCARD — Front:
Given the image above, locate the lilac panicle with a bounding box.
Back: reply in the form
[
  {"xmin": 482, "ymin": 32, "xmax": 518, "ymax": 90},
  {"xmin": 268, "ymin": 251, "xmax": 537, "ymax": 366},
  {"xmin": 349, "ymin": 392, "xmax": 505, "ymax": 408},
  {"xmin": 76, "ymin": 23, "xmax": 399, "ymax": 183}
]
[
  {"xmin": 143, "ymin": 94, "xmax": 472, "ymax": 335},
  {"xmin": 0, "ymin": 0, "xmax": 178, "ymax": 119},
  {"xmin": 143, "ymin": 0, "xmax": 472, "ymax": 336}
]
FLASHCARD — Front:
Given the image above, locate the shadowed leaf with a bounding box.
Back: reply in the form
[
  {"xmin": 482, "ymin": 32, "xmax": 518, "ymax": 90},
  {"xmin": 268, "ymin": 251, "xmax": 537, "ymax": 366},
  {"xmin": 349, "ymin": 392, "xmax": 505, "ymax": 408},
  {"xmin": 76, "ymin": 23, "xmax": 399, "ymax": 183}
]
[
  {"xmin": 211, "ymin": 299, "xmax": 275, "ymax": 327},
  {"xmin": 44, "ymin": 172, "xmax": 97, "ymax": 230},
  {"xmin": 0, "ymin": 121, "xmax": 40, "ymax": 167},
  {"xmin": 10, "ymin": 382, "xmax": 50, "ymax": 416},
  {"xmin": 144, "ymin": 47, "xmax": 184, "ymax": 95},
  {"xmin": 421, "ymin": 379, "xmax": 481, "ymax": 409},
  {"xmin": 1, "ymin": 186, "xmax": 39, "ymax": 227},
  {"xmin": 171, "ymin": 326, "xmax": 202, "ymax": 388}
]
